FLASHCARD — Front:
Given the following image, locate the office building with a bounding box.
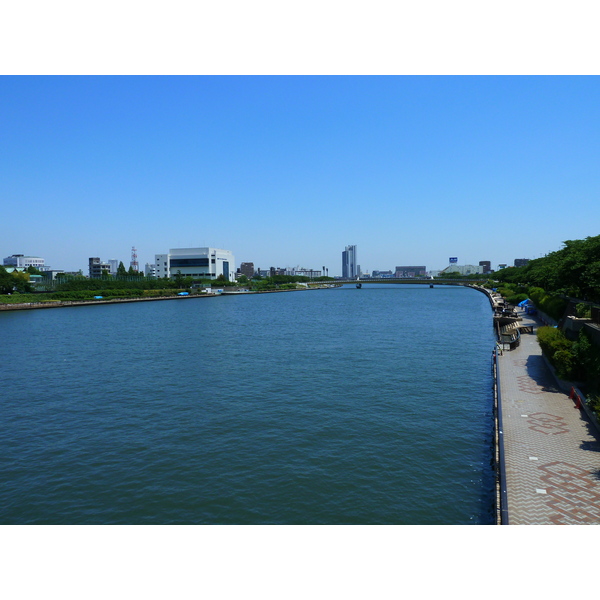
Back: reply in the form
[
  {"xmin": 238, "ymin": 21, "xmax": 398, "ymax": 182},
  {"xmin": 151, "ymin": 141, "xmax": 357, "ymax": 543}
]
[
  {"xmin": 342, "ymin": 245, "xmax": 357, "ymax": 278},
  {"xmin": 514, "ymin": 258, "xmax": 530, "ymax": 268},
  {"xmin": 395, "ymin": 266, "xmax": 427, "ymax": 278},
  {"xmin": 372, "ymin": 270, "xmax": 393, "ymax": 278},
  {"xmin": 108, "ymin": 259, "xmax": 119, "ymax": 276},
  {"xmin": 89, "ymin": 257, "xmax": 111, "ymax": 278},
  {"xmin": 240, "ymin": 262, "xmax": 255, "ymax": 279},
  {"xmin": 155, "ymin": 247, "xmax": 236, "ymax": 280},
  {"xmin": 295, "ymin": 268, "xmax": 321, "ymax": 278},
  {"xmin": 479, "ymin": 261, "xmax": 491, "ymax": 274}
]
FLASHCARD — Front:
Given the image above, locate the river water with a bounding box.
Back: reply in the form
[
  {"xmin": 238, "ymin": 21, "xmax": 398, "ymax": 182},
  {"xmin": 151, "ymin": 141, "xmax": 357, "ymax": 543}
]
[{"xmin": 0, "ymin": 284, "xmax": 496, "ymax": 524}]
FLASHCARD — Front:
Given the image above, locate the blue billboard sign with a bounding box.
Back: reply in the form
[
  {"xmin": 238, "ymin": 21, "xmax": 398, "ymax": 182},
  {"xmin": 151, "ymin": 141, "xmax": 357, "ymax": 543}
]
[{"xmin": 449, "ymin": 257, "xmax": 458, "ymax": 263}]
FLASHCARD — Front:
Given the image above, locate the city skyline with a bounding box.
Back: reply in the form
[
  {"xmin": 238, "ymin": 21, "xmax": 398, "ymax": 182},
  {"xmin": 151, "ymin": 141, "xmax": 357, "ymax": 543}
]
[
  {"xmin": 2, "ymin": 248, "xmax": 533, "ymax": 279},
  {"xmin": 2, "ymin": 76, "xmax": 599, "ymax": 275}
]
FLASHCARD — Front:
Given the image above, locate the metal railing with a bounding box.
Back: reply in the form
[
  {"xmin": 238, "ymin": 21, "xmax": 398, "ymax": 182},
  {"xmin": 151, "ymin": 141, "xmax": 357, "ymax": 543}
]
[{"xmin": 492, "ymin": 349, "xmax": 510, "ymax": 525}]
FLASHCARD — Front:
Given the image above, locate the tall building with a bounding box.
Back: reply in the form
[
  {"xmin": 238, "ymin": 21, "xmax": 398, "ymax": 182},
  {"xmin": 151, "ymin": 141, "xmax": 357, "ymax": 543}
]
[
  {"xmin": 342, "ymin": 245, "xmax": 357, "ymax": 278},
  {"xmin": 240, "ymin": 262, "xmax": 255, "ymax": 279},
  {"xmin": 479, "ymin": 261, "xmax": 491, "ymax": 274},
  {"xmin": 154, "ymin": 247, "xmax": 236, "ymax": 281},
  {"xmin": 514, "ymin": 258, "xmax": 530, "ymax": 267},
  {"xmin": 108, "ymin": 259, "xmax": 119, "ymax": 276}
]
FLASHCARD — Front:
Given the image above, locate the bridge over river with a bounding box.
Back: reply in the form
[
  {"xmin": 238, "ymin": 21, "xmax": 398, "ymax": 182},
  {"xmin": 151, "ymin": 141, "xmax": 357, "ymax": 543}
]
[{"xmin": 324, "ymin": 277, "xmax": 489, "ymax": 285}]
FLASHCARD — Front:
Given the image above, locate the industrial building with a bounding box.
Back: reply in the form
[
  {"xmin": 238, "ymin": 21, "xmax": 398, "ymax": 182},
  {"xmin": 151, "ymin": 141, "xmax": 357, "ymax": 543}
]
[{"xmin": 440, "ymin": 263, "xmax": 485, "ymax": 275}]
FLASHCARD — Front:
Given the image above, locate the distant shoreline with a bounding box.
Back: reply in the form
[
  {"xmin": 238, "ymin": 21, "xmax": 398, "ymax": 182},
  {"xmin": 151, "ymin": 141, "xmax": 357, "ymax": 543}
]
[{"xmin": 0, "ymin": 286, "xmax": 335, "ymax": 312}]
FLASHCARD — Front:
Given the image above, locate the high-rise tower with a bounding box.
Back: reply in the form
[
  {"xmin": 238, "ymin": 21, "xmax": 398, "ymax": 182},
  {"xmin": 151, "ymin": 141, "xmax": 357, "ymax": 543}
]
[{"xmin": 342, "ymin": 245, "xmax": 357, "ymax": 278}]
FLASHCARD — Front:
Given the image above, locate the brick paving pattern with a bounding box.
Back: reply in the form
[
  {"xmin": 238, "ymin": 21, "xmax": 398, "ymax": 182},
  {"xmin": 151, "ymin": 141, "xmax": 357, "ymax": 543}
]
[{"xmin": 498, "ymin": 310, "xmax": 600, "ymax": 524}]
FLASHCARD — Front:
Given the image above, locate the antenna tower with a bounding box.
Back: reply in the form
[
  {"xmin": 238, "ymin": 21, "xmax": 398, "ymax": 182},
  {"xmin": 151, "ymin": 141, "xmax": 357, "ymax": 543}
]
[{"xmin": 130, "ymin": 246, "xmax": 139, "ymax": 272}]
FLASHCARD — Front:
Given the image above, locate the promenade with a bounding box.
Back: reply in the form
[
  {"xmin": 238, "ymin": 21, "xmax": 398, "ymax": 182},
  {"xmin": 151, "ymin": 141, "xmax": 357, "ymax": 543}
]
[{"xmin": 497, "ymin": 309, "xmax": 600, "ymax": 524}]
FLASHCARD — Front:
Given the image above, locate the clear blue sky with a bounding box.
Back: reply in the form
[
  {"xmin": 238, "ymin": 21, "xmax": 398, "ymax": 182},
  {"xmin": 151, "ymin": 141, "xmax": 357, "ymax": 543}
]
[{"xmin": 2, "ymin": 76, "xmax": 599, "ymax": 275}]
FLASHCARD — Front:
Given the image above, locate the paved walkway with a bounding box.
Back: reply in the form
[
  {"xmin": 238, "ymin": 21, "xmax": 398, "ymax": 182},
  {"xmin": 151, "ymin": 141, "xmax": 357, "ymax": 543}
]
[{"xmin": 498, "ymin": 309, "xmax": 600, "ymax": 524}]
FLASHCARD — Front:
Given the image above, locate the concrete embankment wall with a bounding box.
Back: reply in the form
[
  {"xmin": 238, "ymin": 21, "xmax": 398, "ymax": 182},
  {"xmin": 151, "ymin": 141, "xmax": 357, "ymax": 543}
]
[
  {"xmin": 492, "ymin": 351, "xmax": 509, "ymax": 524},
  {"xmin": 467, "ymin": 284, "xmax": 507, "ymax": 524},
  {"xmin": 0, "ymin": 294, "xmax": 219, "ymax": 311}
]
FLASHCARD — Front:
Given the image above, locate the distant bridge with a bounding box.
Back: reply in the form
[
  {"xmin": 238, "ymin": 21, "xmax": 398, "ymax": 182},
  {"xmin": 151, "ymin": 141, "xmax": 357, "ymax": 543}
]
[{"xmin": 321, "ymin": 277, "xmax": 489, "ymax": 285}]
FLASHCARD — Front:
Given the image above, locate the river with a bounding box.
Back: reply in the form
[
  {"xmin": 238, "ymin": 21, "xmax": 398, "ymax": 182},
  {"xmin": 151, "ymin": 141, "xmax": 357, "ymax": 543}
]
[{"xmin": 0, "ymin": 284, "xmax": 496, "ymax": 524}]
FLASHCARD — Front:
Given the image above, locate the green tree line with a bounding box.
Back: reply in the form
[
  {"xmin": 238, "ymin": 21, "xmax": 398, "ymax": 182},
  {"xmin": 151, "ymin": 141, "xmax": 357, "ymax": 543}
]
[
  {"xmin": 495, "ymin": 234, "xmax": 600, "ymax": 302},
  {"xmin": 0, "ymin": 265, "xmax": 34, "ymax": 294}
]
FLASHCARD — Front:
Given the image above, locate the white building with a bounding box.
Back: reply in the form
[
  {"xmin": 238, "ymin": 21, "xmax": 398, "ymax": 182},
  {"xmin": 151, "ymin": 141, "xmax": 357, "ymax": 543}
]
[
  {"xmin": 108, "ymin": 259, "xmax": 119, "ymax": 276},
  {"xmin": 154, "ymin": 247, "xmax": 236, "ymax": 281},
  {"xmin": 282, "ymin": 266, "xmax": 322, "ymax": 278},
  {"xmin": 145, "ymin": 263, "xmax": 157, "ymax": 277},
  {"xmin": 3, "ymin": 254, "xmax": 48, "ymax": 271}
]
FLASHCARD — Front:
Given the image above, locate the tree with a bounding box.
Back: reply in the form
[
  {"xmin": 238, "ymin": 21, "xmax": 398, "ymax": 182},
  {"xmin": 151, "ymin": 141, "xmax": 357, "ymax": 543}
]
[
  {"xmin": 117, "ymin": 261, "xmax": 127, "ymax": 277},
  {"xmin": 174, "ymin": 270, "xmax": 185, "ymax": 287},
  {"xmin": 10, "ymin": 270, "xmax": 33, "ymax": 293},
  {"xmin": 0, "ymin": 265, "xmax": 14, "ymax": 294},
  {"xmin": 496, "ymin": 234, "xmax": 600, "ymax": 302}
]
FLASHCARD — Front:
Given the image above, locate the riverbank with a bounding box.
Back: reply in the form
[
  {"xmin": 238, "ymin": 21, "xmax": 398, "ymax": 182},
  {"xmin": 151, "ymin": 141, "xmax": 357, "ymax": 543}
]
[
  {"xmin": 475, "ymin": 283, "xmax": 600, "ymax": 523},
  {"xmin": 492, "ymin": 305, "xmax": 600, "ymax": 524},
  {"xmin": 0, "ymin": 284, "xmax": 338, "ymax": 311}
]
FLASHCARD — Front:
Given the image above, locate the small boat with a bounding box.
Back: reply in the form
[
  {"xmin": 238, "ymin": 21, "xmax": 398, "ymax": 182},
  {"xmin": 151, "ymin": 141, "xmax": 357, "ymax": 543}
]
[{"xmin": 356, "ymin": 282, "xmax": 362, "ymax": 289}]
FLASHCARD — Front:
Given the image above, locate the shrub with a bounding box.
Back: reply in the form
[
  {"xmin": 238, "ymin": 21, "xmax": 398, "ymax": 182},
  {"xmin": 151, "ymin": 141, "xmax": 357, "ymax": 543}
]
[
  {"xmin": 506, "ymin": 293, "xmax": 528, "ymax": 305},
  {"xmin": 552, "ymin": 350, "xmax": 577, "ymax": 380},
  {"xmin": 587, "ymin": 394, "xmax": 600, "ymax": 419},
  {"xmin": 528, "ymin": 287, "xmax": 568, "ymax": 321},
  {"xmin": 496, "ymin": 286, "xmax": 515, "ymax": 298},
  {"xmin": 542, "ymin": 295, "xmax": 568, "ymax": 321},
  {"xmin": 572, "ymin": 330, "xmax": 600, "ymax": 388},
  {"xmin": 576, "ymin": 303, "xmax": 592, "ymax": 318},
  {"xmin": 537, "ymin": 326, "xmax": 576, "ymax": 379}
]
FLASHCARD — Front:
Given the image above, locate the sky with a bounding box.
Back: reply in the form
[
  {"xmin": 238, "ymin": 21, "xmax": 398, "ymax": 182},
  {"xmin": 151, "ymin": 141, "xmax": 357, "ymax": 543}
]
[{"xmin": 2, "ymin": 75, "xmax": 599, "ymax": 276}]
